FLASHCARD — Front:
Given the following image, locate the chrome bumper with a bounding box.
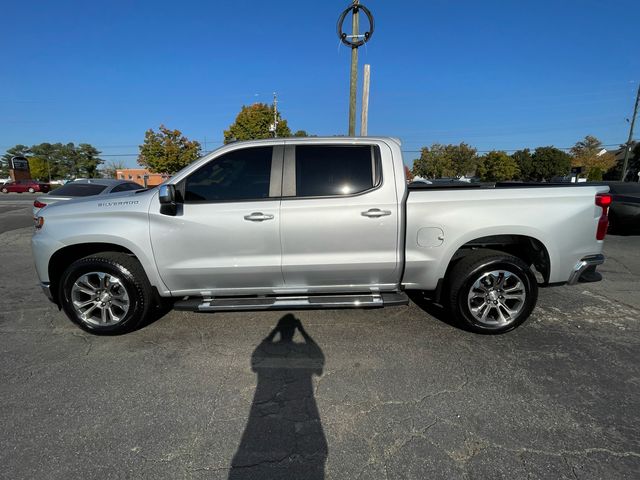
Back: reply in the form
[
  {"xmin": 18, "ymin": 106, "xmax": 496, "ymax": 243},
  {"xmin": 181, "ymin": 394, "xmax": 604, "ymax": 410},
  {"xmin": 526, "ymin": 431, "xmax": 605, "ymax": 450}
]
[{"xmin": 567, "ymin": 254, "xmax": 605, "ymax": 285}]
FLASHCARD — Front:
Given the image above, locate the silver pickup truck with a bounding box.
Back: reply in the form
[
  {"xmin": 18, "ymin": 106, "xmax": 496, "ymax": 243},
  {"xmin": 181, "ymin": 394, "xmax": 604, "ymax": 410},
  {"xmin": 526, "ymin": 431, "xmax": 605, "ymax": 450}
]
[{"xmin": 32, "ymin": 137, "xmax": 610, "ymax": 335}]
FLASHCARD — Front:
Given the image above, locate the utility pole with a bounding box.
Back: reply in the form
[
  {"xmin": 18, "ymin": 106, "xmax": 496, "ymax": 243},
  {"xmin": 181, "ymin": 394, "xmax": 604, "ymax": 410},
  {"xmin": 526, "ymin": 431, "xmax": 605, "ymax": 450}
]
[
  {"xmin": 270, "ymin": 92, "xmax": 279, "ymax": 138},
  {"xmin": 360, "ymin": 64, "xmax": 371, "ymax": 136},
  {"xmin": 348, "ymin": 1, "xmax": 359, "ymax": 136},
  {"xmin": 621, "ymin": 83, "xmax": 640, "ymax": 181},
  {"xmin": 337, "ymin": 1, "xmax": 374, "ymax": 136}
]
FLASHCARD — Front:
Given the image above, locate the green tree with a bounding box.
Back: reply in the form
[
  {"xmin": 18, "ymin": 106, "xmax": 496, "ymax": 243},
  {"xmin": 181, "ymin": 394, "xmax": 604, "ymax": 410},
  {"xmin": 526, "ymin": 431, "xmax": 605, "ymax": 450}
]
[
  {"xmin": 76, "ymin": 143, "xmax": 104, "ymax": 177},
  {"xmin": 412, "ymin": 143, "xmax": 478, "ymax": 179},
  {"xmin": 531, "ymin": 146, "xmax": 572, "ymax": 181},
  {"xmin": 223, "ymin": 103, "xmax": 292, "ymax": 143},
  {"xmin": 511, "ymin": 149, "xmax": 534, "ymax": 180},
  {"xmin": 293, "ymin": 130, "xmax": 309, "ymax": 137},
  {"xmin": 477, "ymin": 150, "xmax": 519, "ymax": 181},
  {"xmin": 138, "ymin": 125, "xmax": 202, "ymax": 174},
  {"xmin": 570, "ymin": 135, "xmax": 615, "ymax": 181}
]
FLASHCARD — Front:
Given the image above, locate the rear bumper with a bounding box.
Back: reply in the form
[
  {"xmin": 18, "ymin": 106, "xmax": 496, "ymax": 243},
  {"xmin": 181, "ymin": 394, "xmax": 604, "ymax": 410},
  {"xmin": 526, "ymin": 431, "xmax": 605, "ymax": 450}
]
[{"xmin": 567, "ymin": 254, "xmax": 605, "ymax": 285}]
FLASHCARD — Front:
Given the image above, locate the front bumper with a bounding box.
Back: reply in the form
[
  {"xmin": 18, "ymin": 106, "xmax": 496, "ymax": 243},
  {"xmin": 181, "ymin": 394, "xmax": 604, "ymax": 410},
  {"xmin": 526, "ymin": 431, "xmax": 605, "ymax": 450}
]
[
  {"xmin": 40, "ymin": 282, "xmax": 55, "ymax": 303},
  {"xmin": 567, "ymin": 254, "xmax": 605, "ymax": 285}
]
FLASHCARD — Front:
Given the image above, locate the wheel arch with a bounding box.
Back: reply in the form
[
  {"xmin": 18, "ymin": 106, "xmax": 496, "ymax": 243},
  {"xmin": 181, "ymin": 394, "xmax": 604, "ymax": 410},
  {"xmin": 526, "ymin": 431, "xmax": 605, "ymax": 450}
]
[
  {"xmin": 446, "ymin": 234, "xmax": 552, "ymax": 285},
  {"xmin": 48, "ymin": 243, "xmax": 137, "ymax": 305}
]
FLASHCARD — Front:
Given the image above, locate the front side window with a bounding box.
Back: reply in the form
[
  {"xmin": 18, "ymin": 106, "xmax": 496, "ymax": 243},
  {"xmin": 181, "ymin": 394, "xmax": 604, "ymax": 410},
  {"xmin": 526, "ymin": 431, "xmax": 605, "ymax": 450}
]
[
  {"xmin": 185, "ymin": 146, "xmax": 272, "ymax": 202},
  {"xmin": 295, "ymin": 145, "xmax": 379, "ymax": 197}
]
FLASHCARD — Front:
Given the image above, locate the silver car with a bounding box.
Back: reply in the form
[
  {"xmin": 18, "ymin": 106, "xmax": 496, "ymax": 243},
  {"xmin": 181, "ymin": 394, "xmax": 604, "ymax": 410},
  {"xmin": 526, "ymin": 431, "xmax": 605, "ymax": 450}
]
[{"xmin": 32, "ymin": 179, "xmax": 143, "ymax": 216}]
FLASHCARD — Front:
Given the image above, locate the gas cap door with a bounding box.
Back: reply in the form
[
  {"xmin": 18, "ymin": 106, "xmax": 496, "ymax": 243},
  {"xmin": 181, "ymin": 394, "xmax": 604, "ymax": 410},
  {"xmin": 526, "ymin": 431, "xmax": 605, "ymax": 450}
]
[{"xmin": 417, "ymin": 227, "xmax": 445, "ymax": 247}]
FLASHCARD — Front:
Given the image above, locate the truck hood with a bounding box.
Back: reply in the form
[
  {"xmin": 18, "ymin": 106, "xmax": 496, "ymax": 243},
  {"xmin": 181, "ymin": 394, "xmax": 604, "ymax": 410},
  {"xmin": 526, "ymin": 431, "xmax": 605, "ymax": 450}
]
[{"xmin": 38, "ymin": 188, "xmax": 156, "ymax": 218}]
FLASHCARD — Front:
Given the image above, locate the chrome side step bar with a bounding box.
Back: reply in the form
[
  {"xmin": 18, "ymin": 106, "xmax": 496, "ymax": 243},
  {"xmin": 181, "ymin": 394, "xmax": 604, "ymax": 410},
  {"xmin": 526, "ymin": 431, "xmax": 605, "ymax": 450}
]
[{"xmin": 173, "ymin": 292, "xmax": 409, "ymax": 312}]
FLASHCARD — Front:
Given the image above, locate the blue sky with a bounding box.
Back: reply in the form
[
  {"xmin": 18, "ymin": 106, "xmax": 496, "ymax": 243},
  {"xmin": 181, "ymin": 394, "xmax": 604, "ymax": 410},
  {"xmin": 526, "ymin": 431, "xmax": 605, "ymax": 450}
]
[{"xmin": 1, "ymin": 0, "xmax": 638, "ymax": 167}]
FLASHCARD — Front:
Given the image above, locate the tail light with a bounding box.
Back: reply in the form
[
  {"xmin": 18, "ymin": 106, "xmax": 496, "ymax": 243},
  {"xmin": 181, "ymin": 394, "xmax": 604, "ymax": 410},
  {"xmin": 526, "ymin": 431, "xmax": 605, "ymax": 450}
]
[
  {"xmin": 33, "ymin": 200, "xmax": 47, "ymax": 209},
  {"xmin": 595, "ymin": 193, "xmax": 611, "ymax": 240}
]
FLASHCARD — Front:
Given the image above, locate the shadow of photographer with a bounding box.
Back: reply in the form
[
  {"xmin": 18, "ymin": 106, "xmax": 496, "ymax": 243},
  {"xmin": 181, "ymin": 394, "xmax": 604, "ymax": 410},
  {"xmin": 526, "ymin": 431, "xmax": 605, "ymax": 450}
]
[{"xmin": 229, "ymin": 314, "xmax": 327, "ymax": 479}]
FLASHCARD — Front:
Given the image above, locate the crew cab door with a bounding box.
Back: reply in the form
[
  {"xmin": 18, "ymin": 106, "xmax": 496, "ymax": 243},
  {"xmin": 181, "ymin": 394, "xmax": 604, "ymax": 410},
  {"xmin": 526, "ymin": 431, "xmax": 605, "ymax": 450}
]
[
  {"xmin": 149, "ymin": 145, "xmax": 285, "ymax": 296},
  {"xmin": 279, "ymin": 142, "xmax": 400, "ymax": 292}
]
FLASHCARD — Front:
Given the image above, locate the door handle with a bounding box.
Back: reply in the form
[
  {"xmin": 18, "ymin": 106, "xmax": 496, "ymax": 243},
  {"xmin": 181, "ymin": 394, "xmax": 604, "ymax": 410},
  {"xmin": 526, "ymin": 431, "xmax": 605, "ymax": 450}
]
[
  {"xmin": 244, "ymin": 212, "xmax": 274, "ymax": 222},
  {"xmin": 361, "ymin": 208, "xmax": 392, "ymax": 218}
]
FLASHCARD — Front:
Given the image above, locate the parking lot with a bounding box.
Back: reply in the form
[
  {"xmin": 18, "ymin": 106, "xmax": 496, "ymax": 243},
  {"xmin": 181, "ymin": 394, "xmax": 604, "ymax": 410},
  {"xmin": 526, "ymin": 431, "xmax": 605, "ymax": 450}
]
[{"xmin": 0, "ymin": 194, "xmax": 638, "ymax": 479}]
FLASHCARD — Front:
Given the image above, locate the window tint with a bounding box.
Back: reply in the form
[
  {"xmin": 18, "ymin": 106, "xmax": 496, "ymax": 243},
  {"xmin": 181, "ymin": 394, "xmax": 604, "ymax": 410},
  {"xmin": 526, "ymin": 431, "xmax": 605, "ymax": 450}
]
[
  {"xmin": 111, "ymin": 182, "xmax": 142, "ymax": 193},
  {"xmin": 295, "ymin": 145, "xmax": 378, "ymax": 197},
  {"xmin": 185, "ymin": 146, "xmax": 272, "ymax": 202},
  {"xmin": 608, "ymin": 183, "xmax": 640, "ymax": 195},
  {"xmin": 53, "ymin": 183, "xmax": 108, "ymax": 197}
]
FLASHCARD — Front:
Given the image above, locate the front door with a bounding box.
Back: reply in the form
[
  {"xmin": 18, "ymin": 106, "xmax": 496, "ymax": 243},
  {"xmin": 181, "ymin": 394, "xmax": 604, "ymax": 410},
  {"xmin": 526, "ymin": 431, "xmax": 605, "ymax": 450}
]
[
  {"xmin": 150, "ymin": 145, "xmax": 285, "ymax": 296},
  {"xmin": 279, "ymin": 143, "xmax": 400, "ymax": 292}
]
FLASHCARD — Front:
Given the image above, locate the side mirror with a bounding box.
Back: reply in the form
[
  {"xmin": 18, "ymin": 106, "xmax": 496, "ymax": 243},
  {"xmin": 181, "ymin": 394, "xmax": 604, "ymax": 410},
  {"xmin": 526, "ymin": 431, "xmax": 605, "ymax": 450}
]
[{"xmin": 159, "ymin": 184, "xmax": 177, "ymax": 216}]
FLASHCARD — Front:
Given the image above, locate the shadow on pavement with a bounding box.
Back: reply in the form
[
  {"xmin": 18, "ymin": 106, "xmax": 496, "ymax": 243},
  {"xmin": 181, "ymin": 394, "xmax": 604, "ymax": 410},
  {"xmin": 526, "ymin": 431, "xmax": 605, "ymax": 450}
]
[
  {"xmin": 229, "ymin": 314, "xmax": 327, "ymax": 479},
  {"xmin": 407, "ymin": 291, "xmax": 469, "ymax": 332}
]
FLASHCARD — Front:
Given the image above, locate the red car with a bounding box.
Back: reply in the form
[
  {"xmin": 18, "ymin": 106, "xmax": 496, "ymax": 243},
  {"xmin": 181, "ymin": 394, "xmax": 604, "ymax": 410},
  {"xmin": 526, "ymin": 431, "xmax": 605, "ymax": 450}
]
[{"xmin": 1, "ymin": 180, "xmax": 51, "ymax": 194}]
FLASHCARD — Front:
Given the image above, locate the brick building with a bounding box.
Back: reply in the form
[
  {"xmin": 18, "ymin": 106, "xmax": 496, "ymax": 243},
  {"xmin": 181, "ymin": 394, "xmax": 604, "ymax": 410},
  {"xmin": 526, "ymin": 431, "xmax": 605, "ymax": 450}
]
[{"xmin": 115, "ymin": 168, "xmax": 170, "ymax": 187}]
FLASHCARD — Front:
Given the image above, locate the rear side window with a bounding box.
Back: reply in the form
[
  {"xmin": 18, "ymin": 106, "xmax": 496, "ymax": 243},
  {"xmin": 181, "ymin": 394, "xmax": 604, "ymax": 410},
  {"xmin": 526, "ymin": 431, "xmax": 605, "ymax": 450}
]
[
  {"xmin": 53, "ymin": 183, "xmax": 108, "ymax": 197},
  {"xmin": 295, "ymin": 145, "xmax": 379, "ymax": 197},
  {"xmin": 111, "ymin": 183, "xmax": 142, "ymax": 193},
  {"xmin": 185, "ymin": 146, "xmax": 272, "ymax": 202},
  {"xmin": 608, "ymin": 183, "xmax": 640, "ymax": 195}
]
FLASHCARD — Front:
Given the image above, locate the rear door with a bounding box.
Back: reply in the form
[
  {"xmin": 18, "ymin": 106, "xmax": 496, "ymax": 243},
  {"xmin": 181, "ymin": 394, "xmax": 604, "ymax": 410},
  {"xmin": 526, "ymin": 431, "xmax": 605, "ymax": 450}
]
[
  {"xmin": 279, "ymin": 142, "xmax": 400, "ymax": 292},
  {"xmin": 150, "ymin": 145, "xmax": 285, "ymax": 295}
]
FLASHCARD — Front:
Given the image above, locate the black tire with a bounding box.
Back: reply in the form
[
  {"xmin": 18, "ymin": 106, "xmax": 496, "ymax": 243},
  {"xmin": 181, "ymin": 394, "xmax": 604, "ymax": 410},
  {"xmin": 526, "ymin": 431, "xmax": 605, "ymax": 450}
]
[
  {"xmin": 1, "ymin": 188, "xmax": 7, "ymax": 193},
  {"xmin": 59, "ymin": 252, "xmax": 153, "ymax": 335},
  {"xmin": 446, "ymin": 249, "xmax": 538, "ymax": 334}
]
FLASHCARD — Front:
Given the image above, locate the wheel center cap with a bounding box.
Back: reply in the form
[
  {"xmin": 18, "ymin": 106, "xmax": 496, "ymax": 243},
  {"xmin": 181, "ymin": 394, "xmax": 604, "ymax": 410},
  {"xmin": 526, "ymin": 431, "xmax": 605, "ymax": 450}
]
[
  {"xmin": 99, "ymin": 292, "xmax": 111, "ymax": 303},
  {"xmin": 488, "ymin": 290, "xmax": 499, "ymax": 301}
]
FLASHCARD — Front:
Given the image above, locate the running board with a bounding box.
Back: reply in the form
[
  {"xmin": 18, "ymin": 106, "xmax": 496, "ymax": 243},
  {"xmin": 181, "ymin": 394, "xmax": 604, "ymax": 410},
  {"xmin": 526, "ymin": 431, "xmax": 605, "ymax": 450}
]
[{"xmin": 173, "ymin": 292, "xmax": 409, "ymax": 312}]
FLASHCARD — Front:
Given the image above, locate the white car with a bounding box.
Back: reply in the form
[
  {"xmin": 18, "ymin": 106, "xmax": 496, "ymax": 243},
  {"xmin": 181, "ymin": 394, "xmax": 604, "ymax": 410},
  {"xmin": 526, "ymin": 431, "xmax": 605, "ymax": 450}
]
[{"xmin": 32, "ymin": 179, "xmax": 142, "ymax": 216}]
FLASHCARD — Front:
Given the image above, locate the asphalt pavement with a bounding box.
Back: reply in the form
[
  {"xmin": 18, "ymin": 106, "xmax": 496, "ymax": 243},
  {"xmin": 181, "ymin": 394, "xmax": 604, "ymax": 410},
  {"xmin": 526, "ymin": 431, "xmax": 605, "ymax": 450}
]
[{"xmin": 0, "ymin": 203, "xmax": 638, "ymax": 479}]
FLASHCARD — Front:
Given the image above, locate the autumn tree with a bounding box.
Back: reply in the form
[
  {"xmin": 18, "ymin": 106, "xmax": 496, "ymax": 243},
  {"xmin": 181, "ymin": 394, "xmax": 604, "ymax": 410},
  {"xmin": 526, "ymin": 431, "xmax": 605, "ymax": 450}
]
[
  {"xmin": 570, "ymin": 135, "xmax": 616, "ymax": 181},
  {"xmin": 223, "ymin": 103, "xmax": 292, "ymax": 143},
  {"xmin": 138, "ymin": 125, "xmax": 201, "ymax": 174},
  {"xmin": 477, "ymin": 150, "xmax": 519, "ymax": 181},
  {"xmin": 530, "ymin": 146, "xmax": 572, "ymax": 181},
  {"xmin": 412, "ymin": 143, "xmax": 478, "ymax": 179}
]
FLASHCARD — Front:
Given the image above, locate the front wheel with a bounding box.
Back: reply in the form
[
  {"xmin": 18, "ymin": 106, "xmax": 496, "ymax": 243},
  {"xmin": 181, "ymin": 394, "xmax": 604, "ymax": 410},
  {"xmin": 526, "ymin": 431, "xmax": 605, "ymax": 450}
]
[
  {"xmin": 28, "ymin": 187, "xmax": 35, "ymax": 193},
  {"xmin": 1, "ymin": 187, "xmax": 7, "ymax": 193},
  {"xmin": 446, "ymin": 250, "xmax": 538, "ymax": 334},
  {"xmin": 59, "ymin": 252, "xmax": 153, "ymax": 335}
]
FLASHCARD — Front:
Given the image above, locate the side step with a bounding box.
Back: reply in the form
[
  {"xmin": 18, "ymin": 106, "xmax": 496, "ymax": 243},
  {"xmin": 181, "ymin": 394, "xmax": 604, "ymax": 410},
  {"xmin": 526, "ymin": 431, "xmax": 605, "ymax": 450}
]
[{"xmin": 173, "ymin": 292, "xmax": 409, "ymax": 313}]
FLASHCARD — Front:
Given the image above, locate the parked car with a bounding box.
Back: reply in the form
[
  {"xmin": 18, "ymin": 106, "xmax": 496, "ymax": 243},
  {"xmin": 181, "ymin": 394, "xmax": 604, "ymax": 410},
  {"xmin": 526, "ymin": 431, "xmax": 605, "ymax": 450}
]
[
  {"xmin": 1, "ymin": 179, "xmax": 50, "ymax": 194},
  {"xmin": 32, "ymin": 137, "xmax": 610, "ymax": 336},
  {"xmin": 32, "ymin": 179, "xmax": 143, "ymax": 216},
  {"xmin": 604, "ymin": 181, "xmax": 640, "ymax": 234}
]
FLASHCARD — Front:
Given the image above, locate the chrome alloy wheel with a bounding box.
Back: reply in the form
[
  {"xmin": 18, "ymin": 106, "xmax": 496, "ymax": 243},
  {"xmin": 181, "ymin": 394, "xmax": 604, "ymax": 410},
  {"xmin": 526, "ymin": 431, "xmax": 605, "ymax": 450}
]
[
  {"xmin": 70, "ymin": 272, "xmax": 130, "ymax": 326},
  {"xmin": 467, "ymin": 270, "xmax": 526, "ymax": 327}
]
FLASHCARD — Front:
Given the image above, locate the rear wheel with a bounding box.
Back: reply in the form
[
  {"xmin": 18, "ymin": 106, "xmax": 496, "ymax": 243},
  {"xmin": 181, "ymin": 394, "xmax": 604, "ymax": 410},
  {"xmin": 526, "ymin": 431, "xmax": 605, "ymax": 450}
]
[
  {"xmin": 446, "ymin": 250, "xmax": 538, "ymax": 334},
  {"xmin": 59, "ymin": 252, "xmax": 153, "ymax": 335},
  {"xmin": 1, "ymin": 187, "xmax": 8, "ymax": 193}
]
